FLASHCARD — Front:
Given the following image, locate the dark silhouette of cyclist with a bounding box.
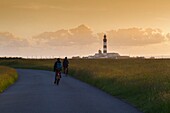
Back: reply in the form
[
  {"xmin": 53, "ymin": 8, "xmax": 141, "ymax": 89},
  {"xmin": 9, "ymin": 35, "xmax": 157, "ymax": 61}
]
[
  {"xmin": 54, "ymin": 58, "xmax": 62, "ymax": 85},
  {"xmin": 63, "ymin": 57, "xmax": 69, "ymax": 76}
]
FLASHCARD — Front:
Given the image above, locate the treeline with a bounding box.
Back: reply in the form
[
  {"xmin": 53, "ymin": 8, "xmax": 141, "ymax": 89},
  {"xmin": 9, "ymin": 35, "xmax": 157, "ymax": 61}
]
[
  {"xmin": 0, "ymin": 57, "xmax": 23, "ymax": 59},
  {"xmin": 0, "ymin": 57, "xmax": 58, "ymax": 60}
]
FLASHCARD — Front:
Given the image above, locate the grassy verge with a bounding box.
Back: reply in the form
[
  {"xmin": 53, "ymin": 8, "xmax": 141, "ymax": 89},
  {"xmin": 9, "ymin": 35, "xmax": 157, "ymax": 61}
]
[
  {"xmin": 0, "ymin": 59, "xmax": 170, "ymax": 113},
  {"xmin": 0, "ymin": 66, "xmax": 18, "ymax": 93}
]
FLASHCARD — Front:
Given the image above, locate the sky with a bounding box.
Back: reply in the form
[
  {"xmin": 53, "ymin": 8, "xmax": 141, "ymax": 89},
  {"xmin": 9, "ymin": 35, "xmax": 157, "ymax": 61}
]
[{"xmin": 0, "ymin": 0, "xmax": 170, "ymax": 58}]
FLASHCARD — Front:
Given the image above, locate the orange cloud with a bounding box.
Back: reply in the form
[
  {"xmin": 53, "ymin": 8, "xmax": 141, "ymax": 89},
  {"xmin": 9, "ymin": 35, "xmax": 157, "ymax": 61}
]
[
  {"xmin": 98, "ymin": 28, "xmax": 166, "ymax": 46},
  {"xmin": 69, "ymin": 24, "xmax": 97, "ymax": 45},
  {"xmin": 166, "ymin": 33, "xmax": 170, "ymax": 41},
  {"xmin": 0, "ymin": 32, "xmax": 29, "ymax": 48},
  {"xmin": 30, "ymin": 25, "xmax": 100, "ymax": 56},
  {"xmin": 1, "ymin": 25, "xmax": 170, "ymax": 57},
  {"xmin": 0, "ymin": 32, "xmax": 30, "ymax": 56},
  {"xmin": 33, "ymin": 24, "xmax": 98, "ymax": 46}
]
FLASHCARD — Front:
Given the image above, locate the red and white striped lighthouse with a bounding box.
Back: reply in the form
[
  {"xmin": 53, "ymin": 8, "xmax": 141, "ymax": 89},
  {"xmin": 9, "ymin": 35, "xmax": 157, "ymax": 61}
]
[{"xmin": 103, "ymin": 34, "xmax": 107, "ymax": 54}]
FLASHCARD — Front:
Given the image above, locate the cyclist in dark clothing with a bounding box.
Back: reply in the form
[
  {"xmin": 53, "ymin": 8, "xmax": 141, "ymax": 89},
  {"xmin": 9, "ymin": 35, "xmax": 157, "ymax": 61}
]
[
  {"xmin": 54, "ymin": 58, "xmax": 62, "ymax": 85},
  {"xmin": 63, "ymin": 57, "xmax": 69, "ymax": 76}
]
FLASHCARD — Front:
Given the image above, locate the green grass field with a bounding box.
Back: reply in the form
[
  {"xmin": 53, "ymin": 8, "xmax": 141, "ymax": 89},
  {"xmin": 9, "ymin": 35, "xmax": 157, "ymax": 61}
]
[
  {"xmin": 69, "ymin": 59, "xmax": 170, "ymax": 113},
  {"xmin": 0, "ymin": 66, "xmax": 18, "ymax": 93},
  {"xmin": 0, "ymin": 58, "xmax": 170, "ymax": 113}
]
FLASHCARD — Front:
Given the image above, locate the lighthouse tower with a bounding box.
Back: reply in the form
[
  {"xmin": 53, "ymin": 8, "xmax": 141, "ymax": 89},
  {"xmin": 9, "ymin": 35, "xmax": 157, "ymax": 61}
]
[{"xmin": 103, "ymin": 34, "xmax": 107, "ymax": 55}]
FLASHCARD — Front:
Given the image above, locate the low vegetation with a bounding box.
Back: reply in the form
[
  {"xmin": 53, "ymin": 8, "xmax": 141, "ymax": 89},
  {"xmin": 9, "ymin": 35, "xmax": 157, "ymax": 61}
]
[
  {"xmin": 0, "ymin": 59, "xmax": 53, "ymax": 71},
  {"xmin": 0, "ymin": 58, "xmax": 170, "ymax": 113},
  {"xmin": 69, "ymin": 59, "xmax": 170, "ymax": 113},
  {"xmin": 0, "ymin": 66, "xmax": 18, "ymax": 93}
]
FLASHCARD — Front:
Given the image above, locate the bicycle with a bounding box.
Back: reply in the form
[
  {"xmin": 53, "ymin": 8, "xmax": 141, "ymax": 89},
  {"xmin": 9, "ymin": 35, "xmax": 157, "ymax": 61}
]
[
  {"xmin": 54, "ymin": 69, "xmax": 61, "ymax": 85},
  {"xmin": 63, "ymin": 67, "xmax": 68, "ymax": 76}
]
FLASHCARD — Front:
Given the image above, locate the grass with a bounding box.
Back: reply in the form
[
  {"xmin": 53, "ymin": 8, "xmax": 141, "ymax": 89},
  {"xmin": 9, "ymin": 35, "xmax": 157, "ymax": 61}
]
[
  {"xmin": 0, "ymin": 59, "xmax": 53, "ymax": 71},
  {"xmin": 69, "ymin": 59, "xmax": 170, "ymax": 113},
  {"xmin": 0, "ymin": 58, "xmax": 170, "ymax": 113},
  {"xmin": 0, "ymin": 66, "xmax": 18, "ymax": 93}
]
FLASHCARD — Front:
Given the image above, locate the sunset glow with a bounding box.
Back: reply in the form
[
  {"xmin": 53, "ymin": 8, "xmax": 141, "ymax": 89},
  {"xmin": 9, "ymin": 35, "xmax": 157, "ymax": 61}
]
[{"xmin": 0, "ymin": 0, "xmax": 170, "ymax": 58}]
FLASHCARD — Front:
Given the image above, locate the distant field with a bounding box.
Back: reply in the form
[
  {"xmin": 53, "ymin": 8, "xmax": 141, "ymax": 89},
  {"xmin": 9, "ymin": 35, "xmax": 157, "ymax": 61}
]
[
  {"xmin": 0, "ymin": 58, "xmax": 170, "ymax": 113},
  {"xmin": 0, "ymin": 59, "xmax": 54, "ymax": 71},
  {"xmin": 0, "ymin": 66, "xmax": 18, "ymax": 93}
]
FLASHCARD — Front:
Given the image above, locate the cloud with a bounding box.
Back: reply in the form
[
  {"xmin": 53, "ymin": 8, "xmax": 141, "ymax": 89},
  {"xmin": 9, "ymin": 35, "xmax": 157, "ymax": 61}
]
[
  {"xmin": 1, "ymin": 25, "xmax": 170, "ymax": 57},
  {"xmin": 33, "ymin": 24, "xmax": 98, "ymax": 46},
  {"xmin": 98, "ymin": 28, "xmax": 167, "ymax": 46},
  {"xmin": 69, "ymin": 24, "xmax": 98, "ymax": 45},
  {"xmin": 31, "ymin": 26, "xmax": 170, "ymax": 57},
  {"xmin": 32, "ymin": 29, "xmax": 71, "ymax": 46},
  {"xmin": 30, "ymin": 25, "xmax": 100, "ymax": 57},
  {"xmin": 0, "ymin": 32, "xmax": 30, "ymax": 56},
  {"xmin": 0, "ymin": 32, "xmax": 29, "ymax": 48},
  {"xmin": 166, "ymin": 33, "xmax": 170, "ymax": 40}
]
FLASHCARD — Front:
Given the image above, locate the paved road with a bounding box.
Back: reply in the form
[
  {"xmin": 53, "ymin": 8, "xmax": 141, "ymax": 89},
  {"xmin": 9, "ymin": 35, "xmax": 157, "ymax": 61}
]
[{"xmin": 0, "ymin": 69, "xmax": 143, "ymax": 113}]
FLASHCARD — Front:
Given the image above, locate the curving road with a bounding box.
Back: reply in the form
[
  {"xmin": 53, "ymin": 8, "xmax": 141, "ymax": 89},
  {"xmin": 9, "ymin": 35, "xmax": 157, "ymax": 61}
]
[{"xmin": 0, "ymin": 69, "xmax": 143, "ymax": 113}]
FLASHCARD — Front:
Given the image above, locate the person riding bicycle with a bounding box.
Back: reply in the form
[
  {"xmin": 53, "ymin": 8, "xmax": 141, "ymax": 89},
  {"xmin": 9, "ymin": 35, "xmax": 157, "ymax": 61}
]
[
  {"xmin": 54, "ymin": 58, "xmax": 62, "ymax": 85},
  {"xmin": 63, "ymin": 57, "xmax": 69, "ymax": 76}
]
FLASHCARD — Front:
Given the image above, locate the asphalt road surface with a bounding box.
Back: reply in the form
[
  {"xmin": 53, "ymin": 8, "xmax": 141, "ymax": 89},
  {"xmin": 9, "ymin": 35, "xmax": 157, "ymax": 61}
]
[{"xmin": 0, "ymin": 69, "xmax": 143, "ymax": 113}]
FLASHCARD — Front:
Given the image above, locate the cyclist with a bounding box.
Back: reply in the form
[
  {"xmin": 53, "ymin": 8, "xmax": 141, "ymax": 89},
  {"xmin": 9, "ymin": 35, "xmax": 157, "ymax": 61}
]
[
  {"xmin": 63, "ymin": 57, "xmax": 69, "ymax": 76},
  {"xmin": 54, "ymin": 58, "xmax": 62, "ymax": 85}
]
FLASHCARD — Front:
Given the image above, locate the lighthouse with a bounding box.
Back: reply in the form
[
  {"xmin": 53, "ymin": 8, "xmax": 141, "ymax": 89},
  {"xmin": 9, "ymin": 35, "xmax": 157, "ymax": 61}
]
[
  {"xmin": 103, "ymin": 34, "xmax": 107, "ymax": 55},
  {"xmin": 90, "ymin": 34, "xmax": 122, "ymax": 59}
]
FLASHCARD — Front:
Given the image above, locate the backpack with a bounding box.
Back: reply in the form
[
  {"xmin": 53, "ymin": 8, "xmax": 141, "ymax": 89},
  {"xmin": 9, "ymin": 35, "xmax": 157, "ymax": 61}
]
[
  {"xmin": 63, "ymin": 60, "xmax": 69, "ymax": 67},
  {"xmin": 57, "ymin": 62, "xmax": 62, "ymax": 69}
]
